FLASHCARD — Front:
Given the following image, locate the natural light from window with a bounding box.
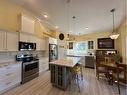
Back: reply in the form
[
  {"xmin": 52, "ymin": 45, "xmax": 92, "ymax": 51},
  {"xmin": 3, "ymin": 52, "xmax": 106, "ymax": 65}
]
[{"xmin": 67, "ymin": 41, "xmax": 88, "ymax": 55}]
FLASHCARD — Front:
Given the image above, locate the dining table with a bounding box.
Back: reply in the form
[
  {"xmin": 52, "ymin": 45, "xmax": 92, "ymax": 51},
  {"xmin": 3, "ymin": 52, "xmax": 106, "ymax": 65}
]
[{"xmin": 100, "ymin": 62, "xmax": 118, "ymax": 84}]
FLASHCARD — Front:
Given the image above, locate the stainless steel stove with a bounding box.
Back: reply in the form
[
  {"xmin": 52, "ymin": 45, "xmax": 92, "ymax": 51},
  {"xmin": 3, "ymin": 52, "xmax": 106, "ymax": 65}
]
[{"xmin": 16, "ymin": 54, "xmax": 39, "ymax": 84}]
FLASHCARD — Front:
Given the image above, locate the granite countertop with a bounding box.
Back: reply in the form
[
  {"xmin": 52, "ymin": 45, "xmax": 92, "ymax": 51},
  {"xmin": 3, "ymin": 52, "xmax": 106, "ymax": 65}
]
[
  {"xmin": 66, "ymin": 54, "xmax": 95, "ymax": 57},
  {"xmin": 50, "ymin": 57, "xmax": 81, "ymax": 67},
  {"xmin": 0, "ymin": 61, "xmax": 22, "ymax": 68}
]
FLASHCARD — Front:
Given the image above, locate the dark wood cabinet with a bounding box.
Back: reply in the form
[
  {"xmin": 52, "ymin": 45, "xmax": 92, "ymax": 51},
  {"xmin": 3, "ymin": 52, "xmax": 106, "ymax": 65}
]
[
  {"xmin": 85, "ymin": 56, "xmax": 95, "ymax": 69},
  {"xmin": 96, "ymin": 50, "xmax": 117, "ymax": 63}
]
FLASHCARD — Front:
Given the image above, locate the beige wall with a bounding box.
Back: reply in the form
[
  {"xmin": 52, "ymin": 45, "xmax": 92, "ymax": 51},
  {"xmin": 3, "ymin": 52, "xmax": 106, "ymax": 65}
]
[
  {"xmin": 115, "ymin": 18, "xmax": 127, "ymax": 64},
  {"xmin": 72, "ymin": 31, "xmax": 114, "ymax": 49},
  {"xmin": 0, "ymin": 0, "xmax": 57, "ymax": 38}
]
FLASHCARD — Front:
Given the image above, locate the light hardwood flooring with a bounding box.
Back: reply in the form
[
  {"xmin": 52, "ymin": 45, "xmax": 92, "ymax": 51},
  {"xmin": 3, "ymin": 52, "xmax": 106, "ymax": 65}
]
[{"xmin": 3, "ymin": 68, "xmax": 127, "ymax": 95}]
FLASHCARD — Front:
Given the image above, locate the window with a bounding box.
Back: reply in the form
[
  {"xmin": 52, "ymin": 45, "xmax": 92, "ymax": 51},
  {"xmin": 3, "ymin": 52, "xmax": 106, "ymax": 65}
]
[
  {"xmin": 67, "ymin": 41, "xmax": 88, "ymax": 55},
  {"xmin": 73, "ymin": 41, "xmax": 88, "ymax": 55}
]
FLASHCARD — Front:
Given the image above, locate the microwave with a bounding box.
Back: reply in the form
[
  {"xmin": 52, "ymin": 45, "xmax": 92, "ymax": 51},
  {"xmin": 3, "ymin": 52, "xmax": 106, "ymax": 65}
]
[{"xmin": 19, "ymin": 41, "xmax": 36, "ymax": 51}]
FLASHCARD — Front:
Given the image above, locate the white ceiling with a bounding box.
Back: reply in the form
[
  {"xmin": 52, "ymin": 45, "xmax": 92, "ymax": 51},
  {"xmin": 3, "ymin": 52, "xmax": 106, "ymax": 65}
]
[{"xmin": 9, "ymin": 0, "xmax": 126, "ymax": 35}]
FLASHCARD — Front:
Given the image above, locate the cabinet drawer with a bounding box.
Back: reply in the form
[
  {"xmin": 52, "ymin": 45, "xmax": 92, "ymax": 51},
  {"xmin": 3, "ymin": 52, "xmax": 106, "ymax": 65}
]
[
  {"xmin": 0, "ymin": 64, "xmax": 21, "ymax": 75},
  {"xmin": 0, "ymin": 70, "xmax": 21, "ymax": 80},
  {"xmin": 0, "ymin": 63, "xmax": 21, "ymax": 93},
  {"xmin": 0, "ymin": 75, "xmax": 21, "ymax": 92},
  {"xmin": 0, "ymin": 73, "xmax": 21, "ymax": 88}
]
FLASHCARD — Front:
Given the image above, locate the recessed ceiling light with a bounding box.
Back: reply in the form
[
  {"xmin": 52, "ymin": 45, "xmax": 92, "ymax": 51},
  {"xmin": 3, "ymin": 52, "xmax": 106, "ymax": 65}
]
[
  {"xmin": 55, "ymin": 26, "xmax": 59, "ymax": 29},
  {"xmin": 43, "ymin": 14, "xmax": 48, "ymax": 18},
  {"xmin": 85, "ymin": 27, "xmax": 89, "ymax": 29}
]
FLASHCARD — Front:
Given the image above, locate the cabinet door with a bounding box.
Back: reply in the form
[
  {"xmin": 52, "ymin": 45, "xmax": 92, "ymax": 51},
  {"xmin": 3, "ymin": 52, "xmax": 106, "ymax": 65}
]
[
  {"xmin": 36, "ymin": 38, "xmax": 41, "ymax": 50},
  {"xmin": 0, "ymin": 63, "xmax": 21, "ymax": 93},
  {"xmin": 39, "ymin": 58, "xmax": 49, "ymax": 73},
  {"xmin": 21, "ymin": 15, "xmax": 34, "ymax": 34},
  {"xmin": 0, "ymin": 30, "xmax": 6, "ymax": 51},
  {"xmin": 29, "ymin": 35, "xmax": 36, "ymax": 43},
  {"xmin": 19, "ymin": 33, "xmax": 30, "ymax": 42},
  {"xmin": 6, "ymin": 32, "xmax": 18, "ymax": 51},
  {"xmin": 41, "ymin": 39, "xmax": 46, "ymax": 50},
  {"xmin": 39, "ymin": 59, "xmax": 43, "ymax": 73}
]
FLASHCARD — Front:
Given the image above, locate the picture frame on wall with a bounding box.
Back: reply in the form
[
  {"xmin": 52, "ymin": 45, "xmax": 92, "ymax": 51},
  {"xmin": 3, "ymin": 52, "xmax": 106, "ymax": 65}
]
[{"xmin": 69, "ymin": 42, "xmax": 73, "ymax": 49}]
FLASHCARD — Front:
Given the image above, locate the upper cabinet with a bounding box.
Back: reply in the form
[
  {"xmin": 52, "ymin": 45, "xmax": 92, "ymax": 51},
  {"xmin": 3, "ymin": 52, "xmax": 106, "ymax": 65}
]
[
  {"xmin": 49, "ymin": 37, "xmax": 57, "ymax": 45},
  {"xmin": 19, "ymin": 32, "xmax": 47, "ymax": 51},
  {"xmin": 0, "ymin": 30, "xmax": 18, "ymax": 51},
  {"xmin": 19, "ymin": 32, "xmax": 36, "ymax": 43},
  {"xmin": 36, "ymin": 37, "xmax": 46, "ymax": 50},
  {"xmin": 21, "ymin": 15, "xmax": 35, "ymax": 34},
  {"xmin": 6, "ymin": 32, "xmax": 18, "ymax": 51},
  {"xmin": 0, "ymin": 30, "xmax": 6, "ymax": 51},
  {"xmin": 19, "ymin": 33, "xmax": 29, "ymax": 42}
]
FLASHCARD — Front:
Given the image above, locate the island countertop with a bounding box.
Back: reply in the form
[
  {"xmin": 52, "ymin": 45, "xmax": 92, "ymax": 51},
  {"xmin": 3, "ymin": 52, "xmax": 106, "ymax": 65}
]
[{"xmin": 49, "ymin": 57, "xmax": 81, "ymax": 67}]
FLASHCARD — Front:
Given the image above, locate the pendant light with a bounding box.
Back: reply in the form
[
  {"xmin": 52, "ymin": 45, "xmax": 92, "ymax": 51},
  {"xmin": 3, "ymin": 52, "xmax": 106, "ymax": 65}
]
[{"xmin": 109, "ymin": 8, "xmax": 119, "ymax": 39}]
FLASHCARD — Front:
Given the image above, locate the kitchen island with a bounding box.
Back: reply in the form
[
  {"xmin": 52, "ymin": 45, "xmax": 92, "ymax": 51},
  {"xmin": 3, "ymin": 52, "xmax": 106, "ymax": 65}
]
[{"xmin": 49, "ymin": 57, "xmax": 81, "ymax": 90}]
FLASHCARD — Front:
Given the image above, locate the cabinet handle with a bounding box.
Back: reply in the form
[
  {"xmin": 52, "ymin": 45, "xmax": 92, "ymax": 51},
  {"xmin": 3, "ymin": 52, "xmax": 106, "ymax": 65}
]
[
  {"xmin": 5, "ymin": 82, "xmax": 11, "ymax": 85},
  {"xmin": 6, "ymin": 73, "xmax": 12, "ymax": 76}
]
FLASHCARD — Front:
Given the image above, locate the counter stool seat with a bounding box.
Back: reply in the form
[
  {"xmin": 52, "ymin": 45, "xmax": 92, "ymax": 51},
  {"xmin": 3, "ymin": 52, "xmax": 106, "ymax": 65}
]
[{"xmin": 70, "ymin": 63, "xmax": 83, "ymax": 92}]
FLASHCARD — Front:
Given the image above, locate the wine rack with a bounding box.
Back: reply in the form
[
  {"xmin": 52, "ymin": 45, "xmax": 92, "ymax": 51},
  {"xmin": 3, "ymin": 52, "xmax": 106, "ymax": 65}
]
[{"xmin": 50, "ymin": 64, "xmax": 70, "ymax": 90}]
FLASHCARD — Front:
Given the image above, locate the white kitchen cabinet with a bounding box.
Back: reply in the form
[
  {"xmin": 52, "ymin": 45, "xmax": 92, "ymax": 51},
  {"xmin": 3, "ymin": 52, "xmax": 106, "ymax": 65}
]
[
  {"xmin": 39, "ymin": 58, "xmax": 49, "ymax": 73},
  {"xmin": 0, "ymin": 30, "xmax": 6, "ymax": 51},
  {"xmin": 49, "ymin": 37, "xmax": 57, "ymax": 45},
  {"xmin": 29, "ymin": 35, "xmax": 36, "ymax": 43},
  {"xmin": 6, "ymin": 32, "xmax": 18, "ymax": 51},
  {"xmin": 41, "ymin": 39, "xmax": 46, "ymax": 50},
  {"xmin": 36, "ymin": 38, "xmax": 41, "ymax": 50},
  {"xmin": 19, "ymin": 33, "xmax": 30, "ymax": 42},
  {"xmin": 21, "ymin": 15, "xmax": 34, "ymax": 34},
  {"xmin": 0, "ymin": 30, "xmax": 18, "ymax": 51},
  {"xmin": 20, "ymin": 32, "xmax": 36, "ymax": 43},
  {"xmin": 0, "ymin": 63, "xmax": 21, "ymax": 94},
  {"xmin": 36, "ymin": 37, "xmax": 47, "ymax": 51},
  {"xmin": 20, "ymin": 32, "xmax": 47, "ymax": 50}
]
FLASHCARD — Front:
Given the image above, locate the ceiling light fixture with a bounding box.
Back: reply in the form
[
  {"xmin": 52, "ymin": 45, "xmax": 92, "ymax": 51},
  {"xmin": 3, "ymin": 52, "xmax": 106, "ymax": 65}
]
[
  {"xmin": 109, "ymin": 8, "xmax": 119, "ymax": 39},
  {"xmin": 55, "ymin": 26, "xmax": 59, "ymax": 29},
  {"xmin": 43, "ymin": 14, "xmax": 48, "ymax": 19},
  {"xmin": 85, "ymin": 27, "xmax": 89, "ymax": 29}
]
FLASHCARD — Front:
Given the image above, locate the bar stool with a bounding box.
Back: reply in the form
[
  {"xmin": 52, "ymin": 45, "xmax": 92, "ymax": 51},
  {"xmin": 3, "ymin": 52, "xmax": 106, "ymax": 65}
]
[{"xmin": 70, "ymin": 63, "xmax": 83, "ymax": 92}]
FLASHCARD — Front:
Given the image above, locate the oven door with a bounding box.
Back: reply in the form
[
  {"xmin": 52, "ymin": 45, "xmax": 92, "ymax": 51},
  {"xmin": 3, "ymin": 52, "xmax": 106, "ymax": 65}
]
[{"xmin": 22, "ymin": 60, "xmax": 39, "ymax": 77}]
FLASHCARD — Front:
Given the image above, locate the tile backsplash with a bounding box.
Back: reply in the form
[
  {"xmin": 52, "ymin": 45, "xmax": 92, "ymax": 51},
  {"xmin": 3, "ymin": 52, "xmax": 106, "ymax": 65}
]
[{"xmin": 0, "ymin": 51, "xmax": 47, "ymax": 62}]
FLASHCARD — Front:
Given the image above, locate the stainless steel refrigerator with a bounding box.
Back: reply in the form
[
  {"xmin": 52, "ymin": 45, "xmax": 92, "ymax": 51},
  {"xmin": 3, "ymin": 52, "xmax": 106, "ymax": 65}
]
[{"xmin": 49, "ymin": 44, "xmax": 58, "ymax": 62}]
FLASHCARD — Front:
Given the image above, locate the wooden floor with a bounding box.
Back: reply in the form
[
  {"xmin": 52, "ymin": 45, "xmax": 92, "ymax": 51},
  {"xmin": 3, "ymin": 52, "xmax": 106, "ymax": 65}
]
[{"xmin": 3, "ymin": 68, "xmax": 127, "ymax": 95}]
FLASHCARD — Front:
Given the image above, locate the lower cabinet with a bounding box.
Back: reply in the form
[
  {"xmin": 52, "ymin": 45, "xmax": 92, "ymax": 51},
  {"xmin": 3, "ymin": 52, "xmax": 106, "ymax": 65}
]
[
  {"xmin": 85, "ymin": 56, "xmax": 95, "ymax": 68},
  {"xmin": 50, "ymin": 64, "xmax": 70, "ymax": 90},
  {"xmin": 0, "ymin": 63, "xmax": 21, "ymax": 94},
  {"xmin": 39, "ymin": 58, "xmax": 49, "ymax": 73}
]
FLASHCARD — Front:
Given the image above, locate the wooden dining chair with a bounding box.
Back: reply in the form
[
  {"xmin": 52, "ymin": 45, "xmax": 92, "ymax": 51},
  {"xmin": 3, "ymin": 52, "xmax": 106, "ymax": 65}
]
[
  {"xmin": 112, "ymin": 63, "xmax": 127, "ymax": 94},
  {"xmin": 96, "ymin": 62, "xmax": 108, "ymax": 80}
]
